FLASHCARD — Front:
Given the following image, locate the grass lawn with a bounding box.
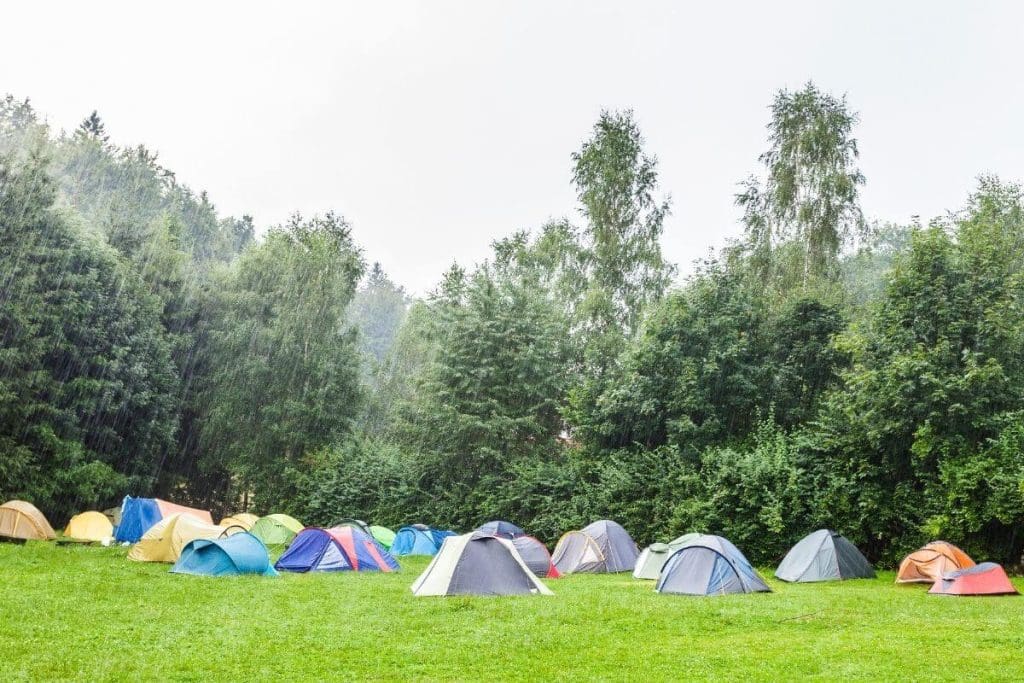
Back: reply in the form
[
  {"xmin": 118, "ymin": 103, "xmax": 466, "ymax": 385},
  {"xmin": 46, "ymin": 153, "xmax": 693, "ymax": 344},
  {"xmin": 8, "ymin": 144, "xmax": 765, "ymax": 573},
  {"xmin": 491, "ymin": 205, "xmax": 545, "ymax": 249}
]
[{"xmin": 2, "ymin": 542, "xmax": 1023, "ymax": 681}]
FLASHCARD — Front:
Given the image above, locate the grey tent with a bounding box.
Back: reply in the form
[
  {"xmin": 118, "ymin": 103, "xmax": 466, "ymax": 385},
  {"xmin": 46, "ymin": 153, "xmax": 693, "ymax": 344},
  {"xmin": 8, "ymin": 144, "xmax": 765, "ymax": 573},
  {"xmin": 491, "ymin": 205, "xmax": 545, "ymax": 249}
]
[
  {"xmin": 510, "ymin": 535, "xmax": 559, "ymax": 578},
  {"xmin": 656, "ymin": 535, "xmax": 771, "ymax": 596},
  {"xmin": 411, "ymin": 533, "xmax": 553, "ymax": 596},
  {"xmin": 775, "ymin": 529, "xmax": 875, "ymax": 582},
  {"xmin": 551, "ymin": 520, "xmax": 639, "ymax": 574},
  {"xmin": 633, "ymin": 533, "xmax": 703, "ymax": 580}
]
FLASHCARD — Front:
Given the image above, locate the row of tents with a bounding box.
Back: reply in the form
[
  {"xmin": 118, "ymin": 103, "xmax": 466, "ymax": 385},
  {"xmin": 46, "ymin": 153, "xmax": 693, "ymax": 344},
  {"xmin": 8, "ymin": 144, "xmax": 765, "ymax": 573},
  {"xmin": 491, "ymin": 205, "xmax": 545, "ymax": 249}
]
[{"xmin": 1, "ymin": 499, "xmax": 1017, "ymax": 597}]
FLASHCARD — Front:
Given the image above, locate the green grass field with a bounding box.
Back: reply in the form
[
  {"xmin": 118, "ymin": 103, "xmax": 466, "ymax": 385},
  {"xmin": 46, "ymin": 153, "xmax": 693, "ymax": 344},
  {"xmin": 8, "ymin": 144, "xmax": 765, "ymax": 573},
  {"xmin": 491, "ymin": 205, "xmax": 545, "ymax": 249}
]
[{"xmin": 2, "ymin": 542, "xmax": 1023, "ymax": 681}]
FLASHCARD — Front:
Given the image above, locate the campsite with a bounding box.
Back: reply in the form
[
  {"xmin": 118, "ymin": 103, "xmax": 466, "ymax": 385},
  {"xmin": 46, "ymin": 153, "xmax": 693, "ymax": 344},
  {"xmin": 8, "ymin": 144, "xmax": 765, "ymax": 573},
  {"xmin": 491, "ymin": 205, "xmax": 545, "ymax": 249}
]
[{"xmin": 4, "ymin": 2, "xmax": 1024, "ymax": 680}]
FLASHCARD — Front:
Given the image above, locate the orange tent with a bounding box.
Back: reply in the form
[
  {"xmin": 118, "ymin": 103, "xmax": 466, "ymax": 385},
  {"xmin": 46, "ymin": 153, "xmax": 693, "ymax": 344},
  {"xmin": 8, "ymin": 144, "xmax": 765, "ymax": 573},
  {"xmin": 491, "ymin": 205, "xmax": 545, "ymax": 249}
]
[
  {"xmin": 0, "ymin": 500, "xmax": 57, "ymax": 540},
  {"xmin": 929, "ymin": 562, "xmax": 1019, "ymax": 596},
  {"xmin": 896, "ymin": 541, "xmax": 975, "ymax": 583}
]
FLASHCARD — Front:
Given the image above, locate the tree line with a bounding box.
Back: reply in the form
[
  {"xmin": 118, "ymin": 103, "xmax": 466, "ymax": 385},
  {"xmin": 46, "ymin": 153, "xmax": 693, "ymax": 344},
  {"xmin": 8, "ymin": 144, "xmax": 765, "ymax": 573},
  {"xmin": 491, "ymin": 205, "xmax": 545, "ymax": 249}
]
[{"xmin": 2, "ymin": 85, "xmax": 1023, "ymax": 566}]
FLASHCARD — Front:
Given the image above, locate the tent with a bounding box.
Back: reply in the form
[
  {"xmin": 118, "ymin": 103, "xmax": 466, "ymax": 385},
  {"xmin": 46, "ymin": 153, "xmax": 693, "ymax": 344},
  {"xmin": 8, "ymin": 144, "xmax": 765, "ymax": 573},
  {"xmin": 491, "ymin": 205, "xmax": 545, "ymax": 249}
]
[
  {"xmin": 411, "ymin": 533, "xmax": 553, "ymax": 596},
  {"xmin": 896, "ymin": 541, "xmax": 975, "ymax": 584},
  {"xmin": 474, "ymin": 520, "xmax": 526, "ymax": 539},
  {"xmin": 370, "ymin": 525, "xmax": 396, "ymax": 550},
  {"xmin": 775, "ymin": 529, "xmax": 875, "ymax": 582},
  {"xmin": 928, "ymin": 563, "xmax": 1018, "ymax": 596},
  {"xmin": 249, "ymin": 514, "xmax": 304, "ymax": 547},
  {"xmin": 171, "ymin": 532, "xmax": 278, "ymax": 577},
  {"xmin": 657, "ymin": 535, "xmax": 771, "ymax": 596},
  {"xmin": 114, "ymin": 496, "xmax": 213, "ymax": 543},
  {"xmin": 510, "ymin": 535, "xmax": 560, "ymax": 578},
  {"xmin": 63, "ymin": 511, "xmax": 114, "ymax": 542},
  {"xmin": 102, "ymin": 507, "xmax": 122, "ymax": 528},
  {"xmin": 219, "ymin": 513, "xmax": 259, "ymax": 530},
  {"xmin": 0, "ymin": 501, "xmax": 56, "ymax": 541},
  {"xmin": 552, "ymin": 520, "xmax": 639, "ymax": 574},
  {"xmin": 391, "ymin": 525, "xmax": 456, "ymax": 556},
  {"xmin": 128, "ymin": 514, "xmax": 226, "ymax": 563},
  {"xmin": 634, "ymin": 533, "xmax": 702, "ymax": 580},
  {"xmin": 276, "ymin": 526, "xmax": 399, "ymax": 573},
  {"xmin": 335, "ymin": 518, "xmax": 372, "ymax": 535}
]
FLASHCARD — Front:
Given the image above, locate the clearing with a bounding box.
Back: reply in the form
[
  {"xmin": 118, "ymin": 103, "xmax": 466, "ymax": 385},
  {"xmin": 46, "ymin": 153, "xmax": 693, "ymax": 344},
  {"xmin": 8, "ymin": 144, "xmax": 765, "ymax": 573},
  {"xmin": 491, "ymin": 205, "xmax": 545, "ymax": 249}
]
[{"xmin": 1, "ymin": 542, "xmax": 1022, "ymax": 681}]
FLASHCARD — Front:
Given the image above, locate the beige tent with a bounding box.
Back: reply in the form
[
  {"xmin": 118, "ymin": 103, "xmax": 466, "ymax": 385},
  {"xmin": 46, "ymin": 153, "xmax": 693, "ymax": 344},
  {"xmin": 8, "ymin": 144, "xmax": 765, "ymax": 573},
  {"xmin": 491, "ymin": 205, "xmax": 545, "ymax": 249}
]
[
  {"xmin": 64, "ymin": 511, "xmax": 114, "ymax": 542},
  {"xmin": 0, "ymin": 500, "xmax": 56, "ymax": 541},
  {"xmin": 219, "ymin": 513, "xmax": 259, "ymax": 530},
  {"xmin": 128, "ymin": 513, "xmax": 226, "ymax": 563}
]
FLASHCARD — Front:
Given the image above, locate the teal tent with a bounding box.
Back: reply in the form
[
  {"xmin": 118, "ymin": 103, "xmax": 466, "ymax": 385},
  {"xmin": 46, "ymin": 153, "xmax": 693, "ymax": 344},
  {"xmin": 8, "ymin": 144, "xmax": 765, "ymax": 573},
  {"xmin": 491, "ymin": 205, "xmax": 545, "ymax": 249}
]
[{"xmin": 171, "ymin": 532, "xmax": 278, "ymax": 577}]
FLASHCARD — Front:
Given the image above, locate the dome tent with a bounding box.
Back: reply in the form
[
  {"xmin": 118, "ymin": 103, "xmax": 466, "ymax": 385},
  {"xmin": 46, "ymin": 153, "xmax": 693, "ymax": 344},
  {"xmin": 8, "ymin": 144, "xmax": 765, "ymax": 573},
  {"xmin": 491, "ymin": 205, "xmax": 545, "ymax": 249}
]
[
  {"xmin": 474, "ymin": 521, "xmax": 526, "ymax": 539},
  {"xmin": 391, "ymin": 525, "xmax": 457, "ymax": 556},
  {"xmin": 219, "ymin": 513, "xmax": 259, "ymax": 530},
  {"xmin": 249, "ymin": 514, "xmax": 304, "ymax": 547},
  {"xmin": 634, "ymin": 533, "xmax": 703, "ymax": 580},
  {"xmin": 0, "ymin": 501, "xmax": 56, "ymax": 541},
  {"xmin": 775, "ymin": 529, "xmax": 875, "ymax": 582},
  {"xmin": 928, "ymin": 563, "xmax": 1019, "ymax": 596},
  {"xmin": 510, "ymin": 535, "xmax": 560, "ymax": 578},
  {"xmin": 275, "ymin": 526, "xmax": 399, "ymax": 573},
  {"xmin": 64, "ymin": 511, "xmax": 114, "ymax": 542},
  {"xmin": 657, "ymin": 535, "xmax": 771, "ymax": 596},
  {"xmin": 172, "ymin": 532, "xmax": 277, "ymax": 577},
  {"xmin": 411, "ymin": 533, "xmax": 553, "ymax": 597},
  {"xmin": 552, "ymin": 520, "xmax": 639, "ymax": 574},
  {"xmin": 128, "ymin": 514, "xmax": 226, "ymax": 563},
  {"xmin": 896, "ymin": 541, "xmax": 975, "ymax": 584},
  {"xmin": 370, "ymin": 525, "xmax": 396, "ymax": 550}
]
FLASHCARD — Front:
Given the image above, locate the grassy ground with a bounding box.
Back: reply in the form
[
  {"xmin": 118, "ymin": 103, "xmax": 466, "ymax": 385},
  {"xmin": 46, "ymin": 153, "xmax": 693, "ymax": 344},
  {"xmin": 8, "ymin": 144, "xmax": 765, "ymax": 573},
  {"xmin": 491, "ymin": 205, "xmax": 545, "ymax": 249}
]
[{"xmin": 2, "ymin": 542, "xmax": 1023, "ymax": 681}]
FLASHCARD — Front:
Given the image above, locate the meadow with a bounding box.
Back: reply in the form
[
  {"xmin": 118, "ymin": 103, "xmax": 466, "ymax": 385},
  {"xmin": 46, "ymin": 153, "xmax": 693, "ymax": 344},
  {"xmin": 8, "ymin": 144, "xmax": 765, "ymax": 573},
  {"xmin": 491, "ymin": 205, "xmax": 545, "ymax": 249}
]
[{"xmin": 1, "ymin": 542, "xmax": 1023, "ymax": 681}]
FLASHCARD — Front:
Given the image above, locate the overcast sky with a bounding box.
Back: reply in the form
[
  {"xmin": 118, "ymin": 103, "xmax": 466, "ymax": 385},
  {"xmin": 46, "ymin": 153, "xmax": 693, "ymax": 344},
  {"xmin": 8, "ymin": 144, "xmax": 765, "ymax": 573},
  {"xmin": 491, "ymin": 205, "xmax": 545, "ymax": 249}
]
[{"xmin": 2, "ymin": 1, "xmax": 1023, "ymax": 293}]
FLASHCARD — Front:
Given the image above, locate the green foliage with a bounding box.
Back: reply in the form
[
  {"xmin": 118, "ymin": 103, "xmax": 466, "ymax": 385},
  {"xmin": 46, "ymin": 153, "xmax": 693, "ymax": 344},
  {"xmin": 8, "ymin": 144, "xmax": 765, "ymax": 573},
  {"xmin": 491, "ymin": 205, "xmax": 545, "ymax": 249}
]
[
  {"xmin": 807, "ymin": 180, "xmax": 1024, "ymax": 563},
  {"xmin": 572, "ymin": 110, "xmax": 675, "ymax": 373},
  {"xmin": 387, "ymin": 262, "xmax": 573, "ymax": 528},
  {"xmin": 739, "ymin": 81, "xmax": 865, "ymax": 287},
  {"xmin": 0, "ymin": 152, "xmax": 178, "ymax": 520},
  {"xmin": 350, "ymin": 262, "xmax": 409, "ymax": 368},
  {"xmin": 199, "ymin": 213, "xmax": 365, "ymax": 511}
]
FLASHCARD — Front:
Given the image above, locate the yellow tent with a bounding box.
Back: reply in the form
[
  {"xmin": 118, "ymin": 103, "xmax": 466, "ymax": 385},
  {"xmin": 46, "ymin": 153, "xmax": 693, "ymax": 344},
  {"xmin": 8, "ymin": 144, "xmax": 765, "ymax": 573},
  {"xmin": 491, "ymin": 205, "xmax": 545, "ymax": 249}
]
[
  {"xmin": 64, "ymin": 511, "xmax": 114, "ymax": 542},
  {"xmin": 128, "ymin": 513, "xmax": 226, "ymax": 563},
  {"xmin": 0, "ymin": 500, "xmax": 56, "ymax": 541},
  {"xmin": 219, "ymin": 512, "xmax": 259, "ymax": 530}
]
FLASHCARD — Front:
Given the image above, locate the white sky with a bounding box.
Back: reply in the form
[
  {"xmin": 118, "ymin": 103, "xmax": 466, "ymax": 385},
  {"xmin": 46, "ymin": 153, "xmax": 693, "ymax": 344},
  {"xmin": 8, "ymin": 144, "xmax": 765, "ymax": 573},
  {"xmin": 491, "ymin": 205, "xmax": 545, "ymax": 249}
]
[{"xmin": 2, "ymin": 1, "xmax": 1022, "ymax": 293}]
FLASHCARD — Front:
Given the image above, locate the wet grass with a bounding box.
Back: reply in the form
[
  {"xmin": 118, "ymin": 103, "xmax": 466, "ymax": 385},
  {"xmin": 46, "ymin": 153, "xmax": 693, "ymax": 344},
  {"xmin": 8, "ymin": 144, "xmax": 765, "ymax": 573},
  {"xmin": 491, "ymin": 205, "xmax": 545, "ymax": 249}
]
[{"xmin": 1, "ymin": 541, "xmax": 1023, "ymax": 681}]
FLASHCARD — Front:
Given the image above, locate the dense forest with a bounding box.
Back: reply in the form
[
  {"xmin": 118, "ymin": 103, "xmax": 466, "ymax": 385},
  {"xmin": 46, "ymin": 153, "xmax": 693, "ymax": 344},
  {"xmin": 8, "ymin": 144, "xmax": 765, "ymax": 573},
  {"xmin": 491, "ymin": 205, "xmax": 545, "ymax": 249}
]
[{"xmin": 2, "ymin": 84, "xmax": 1023, "ymax": 566}]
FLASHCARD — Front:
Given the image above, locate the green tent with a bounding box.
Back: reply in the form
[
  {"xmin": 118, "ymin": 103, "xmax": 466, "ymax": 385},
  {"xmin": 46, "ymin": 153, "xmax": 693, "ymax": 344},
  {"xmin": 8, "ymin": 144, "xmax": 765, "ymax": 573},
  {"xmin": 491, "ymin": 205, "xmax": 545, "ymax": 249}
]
[
  {"xmin": 633, "ymin": 533, "xmax": 703, "ymax": 580},
  {"xmin": 370, "ymin": 525, "xmax": 396, "ymax": 550},
  {"xmin": 250, "ymin": 514, "xmax": 303, "ymax": 547}
]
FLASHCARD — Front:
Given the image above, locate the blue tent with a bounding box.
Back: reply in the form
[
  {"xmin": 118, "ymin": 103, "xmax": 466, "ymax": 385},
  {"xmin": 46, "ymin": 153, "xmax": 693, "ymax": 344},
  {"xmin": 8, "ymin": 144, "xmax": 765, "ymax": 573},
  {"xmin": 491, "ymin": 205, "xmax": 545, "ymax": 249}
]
[
  {"xmin": 114, "ymin": 496, "xmax": 162, "ymax": 542},
  {"xmin": 391, "ymin": 525, "xmax": 456, "ymax": 556},
  {"xmin": 275, "ymin": 526, "xmax": 399, "ymax": 573},
  {"xmin": 656, "ymin": 535, "xmax": 771, "ymax": 596},
  {"xmin": 430, "ymin": 528, "xmax": 457, "ymax": 547},
  {"xmin": 171, "ymin": 532, "xmax": 278, "ymax": 577},
  {"xmin": 474, "ymin": 521, "xmax": 525, "ymax": 539}
]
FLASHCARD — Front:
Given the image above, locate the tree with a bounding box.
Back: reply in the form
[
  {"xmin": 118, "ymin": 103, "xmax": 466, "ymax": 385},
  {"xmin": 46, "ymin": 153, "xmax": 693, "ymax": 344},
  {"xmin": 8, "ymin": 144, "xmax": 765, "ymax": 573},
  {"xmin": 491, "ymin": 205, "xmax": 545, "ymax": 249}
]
[
  {"xmin": 738, "ymin": 82, "xmax": 865, "ymax": 285},
  {"xmin": 76, "ymin": 110, "xmax": 109, "ymax": 144},
  {"xmin": 572, "ymin": 110, "xmax": 675, "ymax": 373},
  {"xmin": 0, "ymin": 152, "xmax": 179, "ymax": 519},
  {"xmin": 388, "ymin": 263, "xmax": 572, "ymax": 527},
  {"xmin": 807, "ymin": 180, "xmax": 1024, "ymax": 562},
  {"xmin": 199, "ymin": 212, "xmax": 365, "ymax": 511},
  {"xmin": 349, "ymin": 262, "xmax": 409, "ymax": 368}
]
